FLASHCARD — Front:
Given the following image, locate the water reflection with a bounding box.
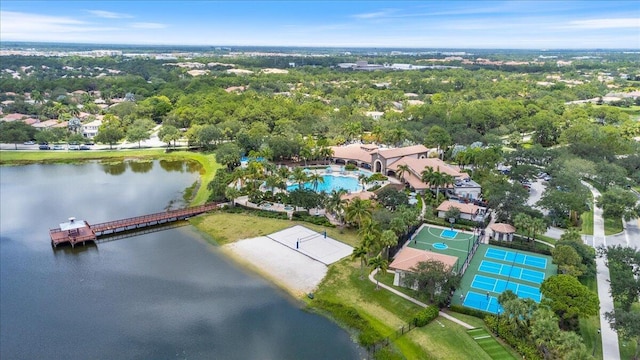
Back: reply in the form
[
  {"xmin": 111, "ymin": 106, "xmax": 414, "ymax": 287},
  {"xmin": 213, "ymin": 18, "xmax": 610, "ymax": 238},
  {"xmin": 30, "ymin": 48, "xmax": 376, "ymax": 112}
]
[
  {"xmin": 128, "ymin": 160, "xmax": 154, "ymax": 173},
  {"xmin": 101, "ymin": 160, "xmax": 127, "ymax": 175}
]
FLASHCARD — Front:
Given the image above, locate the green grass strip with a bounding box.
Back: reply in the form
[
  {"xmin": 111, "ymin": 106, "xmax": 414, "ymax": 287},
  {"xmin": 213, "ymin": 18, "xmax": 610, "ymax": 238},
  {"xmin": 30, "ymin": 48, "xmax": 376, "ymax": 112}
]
[{"xmin": 467, "ymin": 328, "xmax": 517, "ymax": 360}]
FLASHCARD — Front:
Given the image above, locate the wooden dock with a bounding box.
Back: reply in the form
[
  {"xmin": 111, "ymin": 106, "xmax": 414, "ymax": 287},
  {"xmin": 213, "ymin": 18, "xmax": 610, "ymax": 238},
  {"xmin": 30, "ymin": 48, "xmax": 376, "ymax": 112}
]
[{"xmin": 49, "ymin": 203, "xmax": 219, "ymax": 248}]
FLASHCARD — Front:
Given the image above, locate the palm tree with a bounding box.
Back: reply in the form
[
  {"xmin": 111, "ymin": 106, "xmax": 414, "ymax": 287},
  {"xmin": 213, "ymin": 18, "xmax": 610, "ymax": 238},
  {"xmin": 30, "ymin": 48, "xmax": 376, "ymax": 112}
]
[
  {"xmin": 358, "ymin": 173, "xmax": 368, "ymax": 191},
  {"xmin": 420, "ymin": 166, "xmax": 437, "ymax": 192},
  {"xmin": 514, "ymin": 213, "xmax": 533, "ymax": 240},
  {"xmin": 276, "ymin": 166, "xmax": 290, "ymax": 182},
  {"xmin": 224, "ymin": 186, "xmax": 241, "ymax": 207},
  {"xmin": 300, "ymin": 146, "xmax": 312, "ymax": 167},
  {"xmin": 352, "ymin": 245, "xmax": 369, "ymax": 280},
  {"xmin": 308, "ymin": 172, "xmax": 325, "ymax": 192},
  {"xmin": 265, "ymin": 174, "xmax": 284, "ymax": 196},
  {"xmin": 530, "ymin": 218, "xmax": 547, "ymax": 242},
  {"xmin": 325, "ymin": 189, "xmax": 347, "ymax": 221},
  {"xmin": 368, "ymin": 255, "xmax": 389, "ymax": 289},
  {"xmin": 396, "ymin": 164, "xmax": 410, "ymax": 184},
  {"xmin": 344, "ymin": 198, "xmax": 372, "ymax": 228},
  {"xmin": 440, "ymin": 173, "xmax": 455, "ymax": 199},
  {"xmin": 291, "ymin": 167, "xmax": 309, "ymax": 190},
  {"xmin": 379, "ymin": 229, "xmax": 398, "ymax": 260}
]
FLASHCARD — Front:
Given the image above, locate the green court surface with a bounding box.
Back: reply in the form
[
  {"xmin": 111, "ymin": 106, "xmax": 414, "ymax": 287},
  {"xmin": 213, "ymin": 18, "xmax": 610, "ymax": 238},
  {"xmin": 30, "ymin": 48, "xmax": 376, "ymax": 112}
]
[
  {"xmin": 467, "ymin": 328, "xmax": 516, "ymax": 360},
  {"xmin": 408, "ymin": 224, "xmax": 477, "ymax": 265}
]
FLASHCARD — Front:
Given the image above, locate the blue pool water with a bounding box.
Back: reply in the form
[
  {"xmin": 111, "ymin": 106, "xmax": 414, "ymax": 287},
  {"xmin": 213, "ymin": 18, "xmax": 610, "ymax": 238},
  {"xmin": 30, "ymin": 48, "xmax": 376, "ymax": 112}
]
[{"xmin": 287, "ymin": 174, "xmax": 362, "ymax": 193}]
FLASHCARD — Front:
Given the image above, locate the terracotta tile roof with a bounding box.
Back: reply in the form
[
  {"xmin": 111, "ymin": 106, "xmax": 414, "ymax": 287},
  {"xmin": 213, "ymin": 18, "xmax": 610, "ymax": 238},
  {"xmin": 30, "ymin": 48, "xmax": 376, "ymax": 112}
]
[
  {"xmin": 377, "ymin": 144, "xmax": 429, "ymax": 159},
  {"xmin": 21, "ymin": 118, "xmax": 39, "ymax": 125},
  {"xmin": 1, "ymin": 113, "xmax": 26, "ymax": 121},
  {"xmin": 436, "ymin": 200, "xmax": 480, "ymax": 215},
  {"xmin": 389, "ymin": 247, "xmax": 458, "ymax": 272},
  {"xmin": 389, "ymin": 157, "xmax": 464, "ymax": 178},
  {"xmin": 341, "ymin": 191, "xmax": 375, "ymax": 202},
  {"xmin": 330, "ymin": 143, "xmax": 379, "ymax": 163},
  {"xmin": 402, "ymin": 171, "xmax": 430, "ymax": 190},
  {"xmin": 490, "ymin": 223, "xmax": 516, "ymax": 233},
  {"xmin": 32, "ymin": 119, "xmax": 59, "ymax": 128}
]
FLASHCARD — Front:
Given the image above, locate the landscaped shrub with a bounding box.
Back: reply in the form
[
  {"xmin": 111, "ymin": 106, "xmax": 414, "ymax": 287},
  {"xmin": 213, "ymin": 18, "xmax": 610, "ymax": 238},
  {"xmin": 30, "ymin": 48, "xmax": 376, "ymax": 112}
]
[
  {"xmin": 292, "ymin": 212, "xmax": 334, "ymax": 226},
  {"xmin": 412, "ymin": 305, "xmax": 440, "ymax": 327},
  {"xmin": 485, "ymin": 316, "xmax": 542, "ymax": 360},
  {"xmin": 449, "ymin": 304, "xmax": 488, "ymax": 319},
  {"xmin": 344, "ymin": 163, "xmax": 357, "ymax": 171}
]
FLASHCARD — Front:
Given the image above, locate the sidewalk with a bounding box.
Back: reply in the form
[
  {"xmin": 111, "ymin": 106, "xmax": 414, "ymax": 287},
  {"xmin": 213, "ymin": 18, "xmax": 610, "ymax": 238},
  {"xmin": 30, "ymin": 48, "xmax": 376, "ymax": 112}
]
[
  {"xmin": 582, "ymin": 180, "xmax": 620, "ymax": 360},
  {"xmin": 368, "ymin": 269, "xmax": 475, "ymax": 330}
]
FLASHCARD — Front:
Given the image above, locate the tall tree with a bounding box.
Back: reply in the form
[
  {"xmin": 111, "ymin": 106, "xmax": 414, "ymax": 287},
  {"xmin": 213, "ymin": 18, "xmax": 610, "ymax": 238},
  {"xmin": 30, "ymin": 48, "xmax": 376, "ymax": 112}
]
[
  {"xmin": 404, "ymin": 259, "xmax": 461, "ymax": 304},
  {"xmin": 540, "ymin": 274, "xmax": 599, "ymax": 330},
  {"xmin": 368, "ymin": 255, "xmax": 389, "ymax": 290}
]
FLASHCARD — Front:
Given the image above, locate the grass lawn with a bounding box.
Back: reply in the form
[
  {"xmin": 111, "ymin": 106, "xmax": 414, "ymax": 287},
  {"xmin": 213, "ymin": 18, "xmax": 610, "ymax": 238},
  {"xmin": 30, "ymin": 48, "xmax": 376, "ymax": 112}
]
[
  {"xmin": 580, "ymin": 276, "xmax": 603, "ymax": 359},
  {"xmin": 467, "ymin": 328, "xmax": 517, "ymax": 360},
  {"xmin": 313, "ymin": 259, "xmax": 499, "ymax": 360},
  {"xmin": 604, "ymin": 217, "xmax": 624, "ymax": 235},
  {"xmin": 582, "ymin": 209, "xmax": 594, "ymax": 235},
  {"xmin": 190, "ymin": 211, "xmax": 361, "ymax": 246}
]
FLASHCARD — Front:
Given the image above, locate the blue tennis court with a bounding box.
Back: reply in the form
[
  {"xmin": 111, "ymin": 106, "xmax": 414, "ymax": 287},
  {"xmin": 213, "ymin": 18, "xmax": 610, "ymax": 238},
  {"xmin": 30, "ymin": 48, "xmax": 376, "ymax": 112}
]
[
  {"xmin": 471, "ymin": 274, "xmax": 542, "ymax": 302},
  {"xmin": 485, "ymin": 248, "xmax": 547, "ymax": 269},
  {"xmin": 463, "ymin": 291, "xmax": 502, "ymax": 314},
  {"xmin": 440, "ymin": 229, "xmax": 458, "ymax": 239},
  {"xmin": 478, "ymin": 260, "xmax": 546, "ymax": 284}
]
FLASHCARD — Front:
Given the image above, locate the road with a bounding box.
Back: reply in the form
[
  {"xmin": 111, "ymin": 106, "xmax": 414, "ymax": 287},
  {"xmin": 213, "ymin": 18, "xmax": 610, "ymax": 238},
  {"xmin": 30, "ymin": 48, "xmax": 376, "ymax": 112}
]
[
  {"xmin": 582, "ymin": 180, "xmax": 621, "ymax": 360},
  {"xmin": 526, "ymin": 178, "xmax": 565, "ymax": 240}
]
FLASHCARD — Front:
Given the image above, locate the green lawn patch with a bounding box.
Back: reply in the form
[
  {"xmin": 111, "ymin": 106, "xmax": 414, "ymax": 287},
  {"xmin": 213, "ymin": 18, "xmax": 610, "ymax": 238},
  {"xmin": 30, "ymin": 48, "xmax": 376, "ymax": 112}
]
[
  {"xmin": 580, "ymin": 272, "xmax": 603, "ymax": 358},
  {"xmin": 467, "ymin": 328, "xmax": 517, "ymax": 360},
  {"xmin": 604, "ymin": 217, "xmax": 624, "ymax": 235},
  {"xmin": 581, "ymin": 209, "xmax": 594, "ymax": 235}
]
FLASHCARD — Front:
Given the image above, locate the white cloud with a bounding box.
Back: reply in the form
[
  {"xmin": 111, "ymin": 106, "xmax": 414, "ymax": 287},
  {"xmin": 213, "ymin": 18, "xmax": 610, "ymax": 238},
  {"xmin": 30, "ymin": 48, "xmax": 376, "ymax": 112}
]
[
  {"xmin": 87, "ymin": 10, "xmax": 133, "ymax": 19},
  {"xmin": 352, "ymin": 9, "xmax": 398, "ymax": 19},
  {"xmin": 130, "ymin": 22, "xmax": 167, "ymax": 29},
  {"xmin": 0, "ymin": 11, "xmax": 119, "ymax": 42},
  {"xmin": 567, "ymin": 18, "xmax": 640, "ymax": 29}
]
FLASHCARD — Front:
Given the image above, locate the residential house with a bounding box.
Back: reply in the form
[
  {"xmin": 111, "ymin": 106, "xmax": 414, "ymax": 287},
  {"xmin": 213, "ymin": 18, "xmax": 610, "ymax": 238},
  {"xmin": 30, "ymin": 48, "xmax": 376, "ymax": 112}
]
[
  {"xmin": 436, "ymin": 200, "xmax": 487, "ymax": 222},
  {"xmin": 82, "ymin": 120, "xmax": 102, "ymax": 139}
]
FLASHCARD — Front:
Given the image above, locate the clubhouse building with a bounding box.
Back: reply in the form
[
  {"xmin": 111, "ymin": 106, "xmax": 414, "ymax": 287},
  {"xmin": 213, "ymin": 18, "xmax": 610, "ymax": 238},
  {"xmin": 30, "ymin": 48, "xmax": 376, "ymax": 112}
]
[{"xmin": 330, "ymin": 144, "xmax": 482, "ymax": 200}]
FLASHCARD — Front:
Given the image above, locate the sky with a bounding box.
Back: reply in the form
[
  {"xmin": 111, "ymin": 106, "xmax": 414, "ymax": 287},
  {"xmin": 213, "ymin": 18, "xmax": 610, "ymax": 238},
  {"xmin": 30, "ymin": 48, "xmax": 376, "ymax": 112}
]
[{"xmin": 1, "ymin": 1, "xmax": 639, "ymax": 49}]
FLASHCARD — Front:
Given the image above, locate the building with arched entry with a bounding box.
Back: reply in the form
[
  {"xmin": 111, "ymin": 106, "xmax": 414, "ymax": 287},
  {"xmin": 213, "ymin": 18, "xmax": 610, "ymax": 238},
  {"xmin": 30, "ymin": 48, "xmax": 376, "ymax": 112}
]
[
  {"xmin": 330, "ymin": 143, "xmax": 431, "ymax": 173},
  {"xmin": 330, "ymin": 143, "xmax": 483, "ymax": 200}
]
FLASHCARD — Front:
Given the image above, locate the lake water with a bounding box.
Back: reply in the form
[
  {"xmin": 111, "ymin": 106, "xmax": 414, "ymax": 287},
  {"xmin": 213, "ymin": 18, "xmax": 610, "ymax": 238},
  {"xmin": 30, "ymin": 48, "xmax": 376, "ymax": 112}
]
[{"xmin": 0, "ymin": 160, "xmax": 361, "ymax": 359}]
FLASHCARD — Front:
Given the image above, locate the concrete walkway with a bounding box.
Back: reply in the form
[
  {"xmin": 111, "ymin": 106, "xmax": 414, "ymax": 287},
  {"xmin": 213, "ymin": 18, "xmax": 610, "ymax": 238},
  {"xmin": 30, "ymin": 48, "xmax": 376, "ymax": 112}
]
[
  {"xmin": 369, "ymin": 269, "xmax": 475, "ymax": 330},
  {"xmin": 582, "ymin": 181, "xmax": 620, "ymax": 360}
]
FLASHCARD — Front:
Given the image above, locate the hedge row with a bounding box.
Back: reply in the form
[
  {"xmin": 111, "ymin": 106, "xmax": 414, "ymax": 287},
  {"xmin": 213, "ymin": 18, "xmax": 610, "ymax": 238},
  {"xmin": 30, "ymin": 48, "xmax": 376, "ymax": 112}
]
[
  {"xmin": 412, "ymin": 305, "xmax": 440, "ymax": 327},
  {"xmin": 484, "ymin": 316, "xmax": 542, "ymax": 360},
  {"xmin": 292, "ymin": 212, "xmax": 335, "ymax": 227},
  {"xmin": 449, "ymin": 304, "xmax": 488, "ymax": 319}
]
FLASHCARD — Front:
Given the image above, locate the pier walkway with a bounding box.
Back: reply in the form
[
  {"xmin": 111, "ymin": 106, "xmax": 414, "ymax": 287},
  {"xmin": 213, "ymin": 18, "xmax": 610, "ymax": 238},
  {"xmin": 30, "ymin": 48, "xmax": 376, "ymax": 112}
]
[{"xmin": 50, "ymin": 203, "xmax": 219, "ymax": 247}]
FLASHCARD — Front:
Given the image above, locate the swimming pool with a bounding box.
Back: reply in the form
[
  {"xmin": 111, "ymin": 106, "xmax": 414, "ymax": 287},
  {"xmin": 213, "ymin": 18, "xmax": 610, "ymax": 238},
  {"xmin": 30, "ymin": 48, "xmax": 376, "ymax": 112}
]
[{"xmin": 287, "ymin": 174, "xmax": 362, "ymax": 193}]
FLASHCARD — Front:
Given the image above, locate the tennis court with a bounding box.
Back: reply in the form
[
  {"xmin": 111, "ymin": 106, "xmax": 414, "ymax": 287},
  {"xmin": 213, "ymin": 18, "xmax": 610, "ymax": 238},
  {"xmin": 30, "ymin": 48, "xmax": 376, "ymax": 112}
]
[
  {"xmin": 478, "ymin": 260, "xmax": 546, "ymax": 284},
  {"xmin": 471, "ymin": 274, "xmax": 542, "ymax": 302},
  {"xmin": 454, "ymin": 244, "xmax": 557, "ymax": 314},
  {"xmin": 485, "ymin": 248, "xmax": 547, "ymax": 269}
]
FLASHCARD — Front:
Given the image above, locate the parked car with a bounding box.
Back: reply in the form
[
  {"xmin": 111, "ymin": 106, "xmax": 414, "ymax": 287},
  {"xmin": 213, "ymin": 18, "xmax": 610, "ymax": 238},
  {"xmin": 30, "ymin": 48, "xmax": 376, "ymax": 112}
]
[
  {"xmin": 39, "ymin": 145, "xmax": 50, "ymax": 150},
  {"xmin": 68, "ymin": 145, "xmax": 80, "ymax": 150},
  {"xmin": 83, "ymin": 141, "xmax": 95, "ymax": 145},
  {"xmin": 23, "ymin": 141, "xmax": 35, "ymax": 145},
  {"xmin": 52, "ymin": 145, "xmax": 65, "ymax": 150},
  {"xmin": 542, "ymin": 175, "xmax": 552, "ymax": 181},
  {"xmin": 79, "ymin": 145, "xmax": 91, "ymax": 150}
]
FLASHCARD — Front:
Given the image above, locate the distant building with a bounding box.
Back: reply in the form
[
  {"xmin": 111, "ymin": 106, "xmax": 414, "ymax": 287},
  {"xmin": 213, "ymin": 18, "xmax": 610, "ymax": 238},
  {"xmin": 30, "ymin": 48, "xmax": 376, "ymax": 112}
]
[{"xmin": 82, "ymin": 120, "xmax": 102, "ymax": 138}]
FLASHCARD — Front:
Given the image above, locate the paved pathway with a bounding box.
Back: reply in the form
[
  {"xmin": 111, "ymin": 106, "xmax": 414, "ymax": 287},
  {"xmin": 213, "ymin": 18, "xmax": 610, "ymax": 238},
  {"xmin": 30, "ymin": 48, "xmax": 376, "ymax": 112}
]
[
  {"xmin": 368, "ymin": 269, "xmax": 475, "ymax": 330},
  {"xmin": 582, "ymin": 181, "xmax": 620, "ymax": 360}
]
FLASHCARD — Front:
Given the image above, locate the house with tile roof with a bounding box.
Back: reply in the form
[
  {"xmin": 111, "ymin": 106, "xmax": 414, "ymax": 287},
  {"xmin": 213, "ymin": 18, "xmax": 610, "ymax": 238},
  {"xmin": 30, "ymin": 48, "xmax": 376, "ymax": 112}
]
[
  {"xmin": 389, "ymin": 247, "xmax": 459, "ymax": 287},
  {"xmin": 436, "ymin": 200, "xmax": 487, "ymax": 222}
]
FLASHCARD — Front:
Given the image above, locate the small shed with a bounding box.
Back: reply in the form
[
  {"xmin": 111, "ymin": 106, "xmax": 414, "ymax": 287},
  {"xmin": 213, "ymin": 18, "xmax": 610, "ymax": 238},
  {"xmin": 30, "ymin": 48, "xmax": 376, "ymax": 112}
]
[
  {"xmin": 489, "ymin": 223, "xmax": 516, "ymax": 241},
  {"xmin": 59, "ymin": 217, "xmax": 87, "ymax": 236}
]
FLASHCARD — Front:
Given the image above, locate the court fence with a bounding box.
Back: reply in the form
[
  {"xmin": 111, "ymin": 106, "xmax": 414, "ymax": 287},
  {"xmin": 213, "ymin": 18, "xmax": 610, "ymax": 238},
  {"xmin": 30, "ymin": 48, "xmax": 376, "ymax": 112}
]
[
  {"xmin": 459, "ymin": 235, "xmax": 482, "ymax": 276},
  {"xmin": 366, "ymin": 321, "xmax": 420, "ymax": 357}
]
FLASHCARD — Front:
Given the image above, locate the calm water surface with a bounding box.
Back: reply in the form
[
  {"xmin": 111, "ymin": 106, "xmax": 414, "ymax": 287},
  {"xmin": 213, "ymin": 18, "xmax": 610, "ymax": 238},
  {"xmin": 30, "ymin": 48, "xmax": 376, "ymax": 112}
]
[{"xmin": 0, "ymin": 160, "xmax": 361, "ymax": 359}]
